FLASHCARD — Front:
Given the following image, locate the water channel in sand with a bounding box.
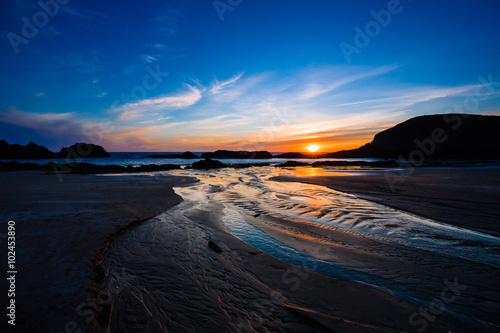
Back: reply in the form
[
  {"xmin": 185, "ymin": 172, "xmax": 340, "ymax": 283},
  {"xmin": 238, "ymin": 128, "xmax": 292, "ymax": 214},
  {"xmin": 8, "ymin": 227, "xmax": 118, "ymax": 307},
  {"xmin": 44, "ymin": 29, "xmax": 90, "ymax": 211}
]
[
  {"xmin": 102, "ymin": 167, "xmax": 500, "ymax": 331},
  {"xmin": 169, "ymin": 167, "xmax": 500, "ymax": 330},
  {"xmin": 172, "ymin": 167, "xmax": 500, "ymax": 267}
]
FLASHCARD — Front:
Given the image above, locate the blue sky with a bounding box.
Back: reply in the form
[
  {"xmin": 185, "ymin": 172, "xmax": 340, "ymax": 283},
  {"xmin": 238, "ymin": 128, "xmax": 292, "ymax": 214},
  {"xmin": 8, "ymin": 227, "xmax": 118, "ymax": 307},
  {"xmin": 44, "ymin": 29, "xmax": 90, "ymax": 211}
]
[{"xmin": 1, "ymin": 0, "xmax": 499, "ymax": 152}]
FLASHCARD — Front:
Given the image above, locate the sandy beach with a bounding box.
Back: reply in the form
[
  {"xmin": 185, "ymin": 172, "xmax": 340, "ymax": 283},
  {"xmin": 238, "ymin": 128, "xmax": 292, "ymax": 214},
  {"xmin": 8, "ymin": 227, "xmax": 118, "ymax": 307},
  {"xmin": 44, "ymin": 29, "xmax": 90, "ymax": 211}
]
[
  {"xmin": 0, "ymin": 171, "xmax": 195, "ymax": 332},
  {"xmin": 1, "ymin": 166, "xmax": 499, "ymax": 332}
]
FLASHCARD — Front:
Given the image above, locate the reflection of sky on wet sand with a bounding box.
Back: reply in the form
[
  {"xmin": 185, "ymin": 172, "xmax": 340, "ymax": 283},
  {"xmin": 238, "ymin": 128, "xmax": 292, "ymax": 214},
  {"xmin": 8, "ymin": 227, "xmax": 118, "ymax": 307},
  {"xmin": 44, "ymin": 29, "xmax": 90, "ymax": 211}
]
[
  {"xmin": 281, "ymin": 166, "xmax": 372, "ymax": 177},
  {"xmin": 165, "ymin": 166, "xmax": 500, "ymax": 331},
  {"xmin": 171, "ymin": 167, "xmax": 500, "ymax": 267}
]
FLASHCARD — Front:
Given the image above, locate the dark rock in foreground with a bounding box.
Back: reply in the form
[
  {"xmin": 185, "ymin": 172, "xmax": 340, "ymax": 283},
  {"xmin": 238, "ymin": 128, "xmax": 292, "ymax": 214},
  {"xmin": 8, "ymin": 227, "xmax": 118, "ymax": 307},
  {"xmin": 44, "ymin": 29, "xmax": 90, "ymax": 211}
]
[
  {"xmin": 191, "ymin": 158, "xmax": 226, "ymax": 169},
  {"xmin": 0, "ymin": 140, "xmax": 56, "ymax": 159},
  {"xmin": 201, "ymin": 150, "xmax": 272, "ymax": 159},
  {"xmin": 208, "ymin": 240, "xmax": 223, "ymax": 253},
  {"xmin": 144, "ymin": 151, "xmax": 199, "ymax": 159},
  {"xmin": 57, "ymin": 142, "xmax": 111, "ymax": 158}
]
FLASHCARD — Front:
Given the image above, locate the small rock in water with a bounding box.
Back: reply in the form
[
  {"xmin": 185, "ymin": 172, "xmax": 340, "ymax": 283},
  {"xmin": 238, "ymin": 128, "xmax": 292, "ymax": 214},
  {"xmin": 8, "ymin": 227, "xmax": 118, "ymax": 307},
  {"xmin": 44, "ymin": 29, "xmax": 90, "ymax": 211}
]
[{"xmin": 208, "ymin": 240, "xmax": 222, "ymax": 253}]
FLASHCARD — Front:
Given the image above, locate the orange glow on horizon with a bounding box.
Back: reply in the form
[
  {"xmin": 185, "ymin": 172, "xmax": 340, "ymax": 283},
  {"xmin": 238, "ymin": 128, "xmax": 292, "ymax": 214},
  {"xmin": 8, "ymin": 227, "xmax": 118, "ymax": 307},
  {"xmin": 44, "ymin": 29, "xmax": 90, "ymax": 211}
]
[
  {"xmin": 101, "ymin": 132, "xmax": 374, "ymax": 153},
  {"xmin": 306, "ymin": 145, "xmax": 320, "ymax": 152}
]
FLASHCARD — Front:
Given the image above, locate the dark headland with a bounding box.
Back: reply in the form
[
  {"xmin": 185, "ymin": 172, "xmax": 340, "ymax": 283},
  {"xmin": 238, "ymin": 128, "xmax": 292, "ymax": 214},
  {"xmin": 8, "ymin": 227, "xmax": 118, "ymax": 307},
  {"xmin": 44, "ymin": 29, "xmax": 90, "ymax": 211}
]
[
  {"xmin": 325, "ymin": 113, "xmax": 500, "ymax": 159},
  {"xmin": 275, "ymin": 114, "xmax": 500, "ymax": 159}
]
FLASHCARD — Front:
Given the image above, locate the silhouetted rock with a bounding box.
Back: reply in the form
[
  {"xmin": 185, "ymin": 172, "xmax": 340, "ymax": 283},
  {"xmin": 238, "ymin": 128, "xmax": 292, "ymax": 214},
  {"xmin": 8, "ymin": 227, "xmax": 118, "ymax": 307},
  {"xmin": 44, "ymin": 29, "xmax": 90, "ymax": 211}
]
[
  {"xmin": 201, "ymin": 150, "xmax": 272, "ymax": 159},
  {"xmin": 0, "ymin": 161, "xmax": 46, "ymax": 171},
  {"xmin": 191, "ymin": 158, "xmax": 226, "ymax": 169},
  {"xmin": 24, "ymin": 142, "xmax": 56, "ymax": 159},
  {"xmin": 274, "ymin": 152, "xmax": 308, "ymax": 159},
  {"xmin": 0, "ymin": 140, "xmax": 56, "ymax": 159},
  {"xmin": 327, "ymin": 114, "xmax": 500, "ymax": 159},
  {"xmin": 275, "ymin": 161, "xmax": 310, "ymax": 167},
  {"xmin": 145, "ymin": 151, "xmax": 199, "ymax": 159},
  {"xmin": 56, "ymin": 143, "xmax": 111, "ymax": 158},
  {"xmin": 180, "ymin": 151, "xmax": 198, "ymax": 159}
]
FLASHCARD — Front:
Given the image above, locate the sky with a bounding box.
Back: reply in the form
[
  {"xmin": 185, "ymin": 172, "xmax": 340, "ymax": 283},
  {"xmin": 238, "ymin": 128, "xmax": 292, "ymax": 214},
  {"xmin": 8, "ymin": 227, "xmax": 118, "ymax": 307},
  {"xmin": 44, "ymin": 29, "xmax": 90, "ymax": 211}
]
[{"xmin": 1, "ymin": 0, "xmax": 499, "ymax": 152}]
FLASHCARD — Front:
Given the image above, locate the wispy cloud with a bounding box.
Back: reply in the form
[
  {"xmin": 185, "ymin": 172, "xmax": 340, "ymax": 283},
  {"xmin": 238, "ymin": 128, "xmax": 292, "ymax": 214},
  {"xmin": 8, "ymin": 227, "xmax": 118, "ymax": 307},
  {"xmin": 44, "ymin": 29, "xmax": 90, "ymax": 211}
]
[
  {"xmin": 3, "ymin": 64, "xmax": 498, "ymax": 152},
  {"xmin": 112, "ymin": 84, "xmax": 203, "ymax": 121},
  {"xmin": 210, "ymin": 72, "xmax": 244, "ymax": 95},
  {"xmin": 153, "ymin": 43, "xmax": 167, "ymax": 50},
  {"xmin": 0, "ymin": 107, "xmax": 74, "ymax": 127},
  {"xmin": 141, "ymin": 54, "xmax": 161, "ymax": 63},
  {"xmin": 153, "ymin": 5, "xmax": 184, "ymax": 36},
  {"xmin": 60, "ymin": 6, "xmax": 107, "ymax": 21},
  {"xmin": 0, "ymin": 107, "xmax": 90, "ymax": 148},
  {"xmin": 297, "ymin": 65, "xmax": 398, "ymax": 101}
]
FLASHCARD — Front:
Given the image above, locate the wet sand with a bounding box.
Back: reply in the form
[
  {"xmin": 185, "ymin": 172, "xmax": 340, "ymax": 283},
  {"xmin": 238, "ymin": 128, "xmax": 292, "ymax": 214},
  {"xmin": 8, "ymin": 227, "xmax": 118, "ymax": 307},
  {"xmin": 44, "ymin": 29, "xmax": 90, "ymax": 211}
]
[
  {"xmin": 1, "ymin": 167, "xmax": 498, "ymax": 332},
  {"xmin": 273, "ymin": 166, "xmax": 500, "ymax": 236},
  {"xmin": 270, "ymin": 166, "xmax": 500, "ymax": 330},
  {"xmin": 103, "ymin": 198, "xmax": 457, "ymax": 333},
  {"xmin": 0, "ymin": 171, "xmax": 194, "ymax": 333},
  {"xmin": 99, "ymin": 166, "xmax": 500, "ymax": 332}
]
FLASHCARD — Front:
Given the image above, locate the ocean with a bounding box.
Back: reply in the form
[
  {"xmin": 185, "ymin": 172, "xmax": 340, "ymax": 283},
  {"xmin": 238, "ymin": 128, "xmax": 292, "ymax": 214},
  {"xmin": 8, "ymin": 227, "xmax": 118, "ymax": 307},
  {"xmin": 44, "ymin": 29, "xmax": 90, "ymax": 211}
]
[{"xmin": 0, "ymin": 152, "xmax": 384, "ymax": 167}]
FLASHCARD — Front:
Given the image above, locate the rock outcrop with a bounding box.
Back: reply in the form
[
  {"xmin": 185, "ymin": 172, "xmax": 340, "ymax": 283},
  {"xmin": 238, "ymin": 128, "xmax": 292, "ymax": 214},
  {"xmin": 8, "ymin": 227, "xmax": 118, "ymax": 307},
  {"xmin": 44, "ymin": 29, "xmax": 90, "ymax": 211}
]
[
  {"xmin": 56, "ymin": 143, "xmax": 111, "ymax": 158},
  {"xmin": 201, "ymin": 150, "xmax": 272, "ymax": 159},
  {"xmin": 0, "ymin": 140, "xmax": 56, "ymax": 159},
  {"xmin": 274, "ymin": 152, "xmax": 308, "ymax": 159},
  {"xmin": 191, "ymin": 158, "xmax": 226, "ymax": 169}
]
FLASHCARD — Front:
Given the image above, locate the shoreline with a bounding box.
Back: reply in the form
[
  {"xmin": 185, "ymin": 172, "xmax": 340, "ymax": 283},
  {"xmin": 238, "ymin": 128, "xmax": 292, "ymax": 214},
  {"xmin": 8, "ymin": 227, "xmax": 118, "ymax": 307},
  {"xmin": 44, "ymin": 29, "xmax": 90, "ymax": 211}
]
[
  {"xmin": 2, "ymin": 158, "xmax": 499, "ymax": 174},
  {"xmin": 1, "ymin": 166, "xmax": 498, "ymax": 332},
  {"xmin": 98, "ymin": 167, "xmax": 493, "ymax": 332}
]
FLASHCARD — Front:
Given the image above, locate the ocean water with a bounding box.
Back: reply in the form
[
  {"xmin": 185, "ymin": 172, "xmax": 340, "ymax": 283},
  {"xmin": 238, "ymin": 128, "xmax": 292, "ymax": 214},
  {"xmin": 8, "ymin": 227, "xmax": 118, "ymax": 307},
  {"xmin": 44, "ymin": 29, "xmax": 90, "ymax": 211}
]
[{"xmin": 1, "ymin": 152, "xmax": 384, "ymax": 167}]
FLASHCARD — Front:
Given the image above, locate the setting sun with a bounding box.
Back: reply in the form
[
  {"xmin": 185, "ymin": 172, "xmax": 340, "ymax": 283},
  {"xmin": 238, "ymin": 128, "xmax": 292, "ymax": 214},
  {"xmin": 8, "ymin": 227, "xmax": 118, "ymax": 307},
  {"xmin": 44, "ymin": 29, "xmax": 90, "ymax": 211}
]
[{"xmin": 307, "ymin": 145, "xmax": 320, "ymax": 153}]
